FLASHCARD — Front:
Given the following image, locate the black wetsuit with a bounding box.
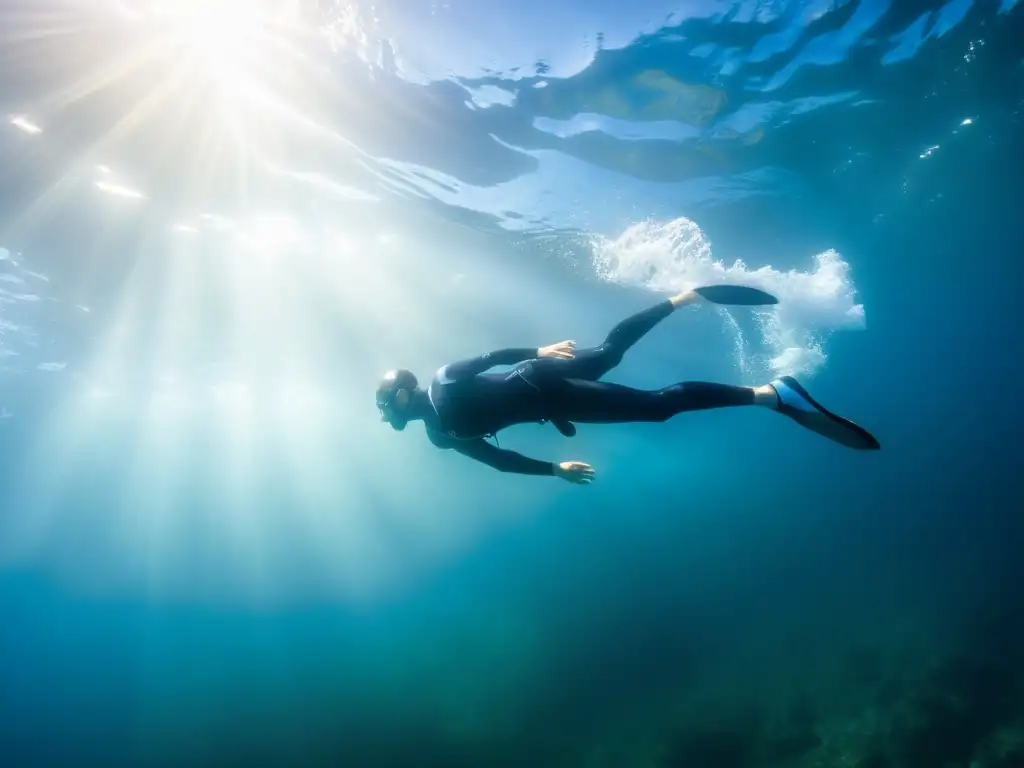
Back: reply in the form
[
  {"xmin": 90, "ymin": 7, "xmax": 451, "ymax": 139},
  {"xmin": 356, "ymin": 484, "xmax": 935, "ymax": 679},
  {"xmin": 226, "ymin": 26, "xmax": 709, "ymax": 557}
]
[{"xmin": 425, "ymin": 300, "xmax": 755, "ymax": 475}]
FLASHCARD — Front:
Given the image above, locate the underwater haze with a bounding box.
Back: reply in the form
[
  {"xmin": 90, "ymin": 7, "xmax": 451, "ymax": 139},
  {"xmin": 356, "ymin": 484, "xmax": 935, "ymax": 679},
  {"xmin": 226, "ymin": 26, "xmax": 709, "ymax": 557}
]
[{"xmin": 2, "ymin": 0, "xmax": 1024, "ymax": 766}]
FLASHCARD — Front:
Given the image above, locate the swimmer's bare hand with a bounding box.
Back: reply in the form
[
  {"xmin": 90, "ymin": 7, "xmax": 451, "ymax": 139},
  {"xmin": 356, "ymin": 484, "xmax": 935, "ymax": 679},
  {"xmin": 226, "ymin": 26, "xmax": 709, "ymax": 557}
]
[
  {"xmin": 554, "ymin": 461, "xmax": 595, "ymax": 484},
  {"xmin": 539, "ymin": 340, "xmax": 576, "ymax": 359}
]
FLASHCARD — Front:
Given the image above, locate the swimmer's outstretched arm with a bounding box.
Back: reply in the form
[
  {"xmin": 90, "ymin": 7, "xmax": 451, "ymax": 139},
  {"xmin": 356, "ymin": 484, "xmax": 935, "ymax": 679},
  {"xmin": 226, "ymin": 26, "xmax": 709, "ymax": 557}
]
[
  {"xmin": 450, "ymin": 440, "xmax": 595, "ymax": 484},
  {"xmin": 445, "ymin": 341, "xmax": 578, "ymax": 380}
]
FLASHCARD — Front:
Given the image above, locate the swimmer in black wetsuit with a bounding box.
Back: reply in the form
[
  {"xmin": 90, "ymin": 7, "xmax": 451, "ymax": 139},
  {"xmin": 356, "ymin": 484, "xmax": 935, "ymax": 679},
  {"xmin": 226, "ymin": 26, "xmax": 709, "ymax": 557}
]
[{"xmin": 376, "ymin": 288, "xmax": 879, "ymax": 484}]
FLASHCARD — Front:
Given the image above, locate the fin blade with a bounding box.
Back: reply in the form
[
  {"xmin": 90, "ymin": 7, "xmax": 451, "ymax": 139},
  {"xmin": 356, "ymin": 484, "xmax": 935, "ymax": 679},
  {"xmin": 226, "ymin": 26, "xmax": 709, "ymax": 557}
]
[
  {"xmin": 694, "ymin": 285, "xmax": 779, "ymax": 306},
  {"xmin": 774, "ymin": 376, "xmax": 880, "ymax": 451}
]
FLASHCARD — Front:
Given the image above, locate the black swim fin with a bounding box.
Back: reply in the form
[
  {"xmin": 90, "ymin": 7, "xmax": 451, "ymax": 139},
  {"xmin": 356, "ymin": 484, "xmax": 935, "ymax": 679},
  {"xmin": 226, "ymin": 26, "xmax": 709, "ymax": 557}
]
[
  {"xmin": 694, "ymin": 285, "xmax": 779, "ymax": 306},
  {"xmin": 771, "ymin": 376, "xmax": 880, "ymax": 450},
  {"xmin": 551, "ymin": 419, "xmax": 577, "ymax": 437}
]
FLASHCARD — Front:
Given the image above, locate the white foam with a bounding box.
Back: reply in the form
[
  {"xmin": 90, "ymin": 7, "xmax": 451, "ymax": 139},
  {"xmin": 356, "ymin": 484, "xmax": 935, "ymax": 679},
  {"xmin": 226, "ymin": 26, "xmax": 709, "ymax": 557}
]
[{"xmin": 591, "ymin": 217, "xmax": 865, "ymax": 378}]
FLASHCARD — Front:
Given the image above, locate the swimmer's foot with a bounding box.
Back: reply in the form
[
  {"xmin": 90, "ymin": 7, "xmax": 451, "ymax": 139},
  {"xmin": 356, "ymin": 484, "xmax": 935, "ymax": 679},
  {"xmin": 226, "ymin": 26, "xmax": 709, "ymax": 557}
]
[{"xmin": 669, "ymin": 290, "xmax": 702, "ymax": 308}]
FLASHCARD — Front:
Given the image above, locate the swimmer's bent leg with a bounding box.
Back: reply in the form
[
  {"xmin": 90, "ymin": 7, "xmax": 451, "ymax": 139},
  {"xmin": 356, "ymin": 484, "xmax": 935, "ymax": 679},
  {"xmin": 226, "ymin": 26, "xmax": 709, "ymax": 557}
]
[
  {"xmin": 556, "ymin": 300, "xmax": 676, "ymax": 381},
  {"xmin": 546, "ymin": 379, "xmax": 755, "ymax": 424}
]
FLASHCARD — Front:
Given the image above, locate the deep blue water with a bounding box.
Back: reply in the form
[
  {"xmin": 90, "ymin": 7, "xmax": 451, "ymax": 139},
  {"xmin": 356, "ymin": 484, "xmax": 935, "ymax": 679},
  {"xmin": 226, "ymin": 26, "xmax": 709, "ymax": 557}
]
[{"xmin": 2, "ymin": 1, "xmax": 1024, "ymax": 766}]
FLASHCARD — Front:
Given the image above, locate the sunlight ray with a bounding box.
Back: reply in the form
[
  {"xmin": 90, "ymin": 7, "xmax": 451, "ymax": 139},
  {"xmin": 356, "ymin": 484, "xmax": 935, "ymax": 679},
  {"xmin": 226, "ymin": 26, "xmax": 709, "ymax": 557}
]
[
  {"xmin": 120, "ymin": 389, "xmax": 191, "ymax": 593},
  {"xmin": 0, "ymin": 0, "xmax": 481, "ymax": 601},
  {"xmin": 0, "ymin": 8, "xmax": 92, "ymax": 45},
  {"xmin": 207, "ymin": 380, "xmax": 278, "ymax": 597},
  {"xmin": 269, "ymin": 384, "xmax": 392, "ymax": 601},
  {"xmin": 1, "ymin": 396, "xmax": 113, "ymax": 565},
  {"xmin": 29, "ymin": 37, "xmax": 171, "ymax": 117},
  {"xmin": 7, "ymin": 66, "xmax": 193, "ymax": 237}
]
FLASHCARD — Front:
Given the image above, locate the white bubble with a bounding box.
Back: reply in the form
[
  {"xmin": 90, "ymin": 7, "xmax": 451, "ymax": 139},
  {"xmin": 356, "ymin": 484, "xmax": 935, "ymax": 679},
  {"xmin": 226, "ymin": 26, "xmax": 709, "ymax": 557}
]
[{"xmin": 591, "ymin": 217, "xmax": 865, "ymax": 378}]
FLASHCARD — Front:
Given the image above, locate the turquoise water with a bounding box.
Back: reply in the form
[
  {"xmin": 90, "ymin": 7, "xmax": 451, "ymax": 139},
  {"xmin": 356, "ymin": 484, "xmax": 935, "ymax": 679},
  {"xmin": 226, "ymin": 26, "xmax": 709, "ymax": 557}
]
[{"xmin": 2, "ymin": 1, "xmax": 1023, "ymax": 766}]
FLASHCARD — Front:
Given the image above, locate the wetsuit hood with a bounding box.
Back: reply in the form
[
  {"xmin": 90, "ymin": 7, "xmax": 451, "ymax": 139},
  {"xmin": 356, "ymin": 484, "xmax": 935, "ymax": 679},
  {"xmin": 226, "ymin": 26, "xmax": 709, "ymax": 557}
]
[{"xmin": 377, "ymin": 368, "xmax": 420, "ymax": 429}]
